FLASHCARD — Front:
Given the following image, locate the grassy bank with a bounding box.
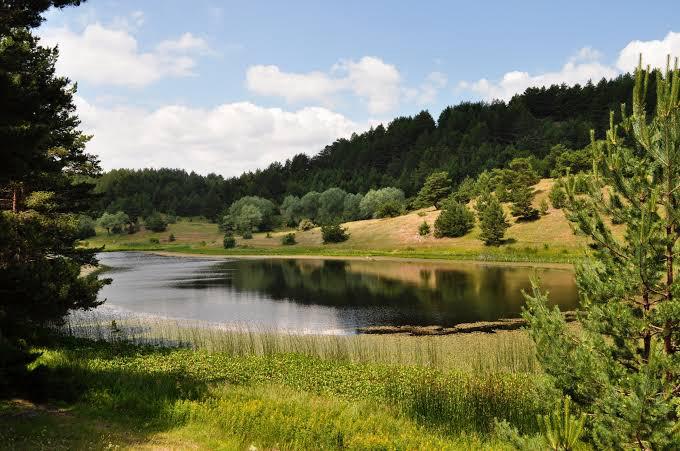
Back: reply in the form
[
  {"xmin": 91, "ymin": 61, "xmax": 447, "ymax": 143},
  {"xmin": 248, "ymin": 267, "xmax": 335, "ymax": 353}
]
[
  {"xmin": 1, "ymin": 329, "xmax": 555, "ymax": 450},
  {"xmin": 82, "ymin": 179, "xmax": 592, "ymax": 263}
]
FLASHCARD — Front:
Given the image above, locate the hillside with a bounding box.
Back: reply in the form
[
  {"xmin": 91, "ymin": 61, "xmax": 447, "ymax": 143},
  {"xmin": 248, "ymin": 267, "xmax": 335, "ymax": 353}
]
[
  {"xmin": 91, "ymin": 72, "xmax": 658, "ymax": 220},
  {"xmin": 87, "ymin": 179, "xmax": 594, "ymax": 262}
]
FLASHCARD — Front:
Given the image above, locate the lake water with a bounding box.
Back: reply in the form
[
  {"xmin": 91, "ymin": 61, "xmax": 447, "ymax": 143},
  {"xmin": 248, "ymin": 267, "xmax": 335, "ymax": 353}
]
[{"xmin": 95, "ymin": 252, "xmax": 578, "ymax": 334}]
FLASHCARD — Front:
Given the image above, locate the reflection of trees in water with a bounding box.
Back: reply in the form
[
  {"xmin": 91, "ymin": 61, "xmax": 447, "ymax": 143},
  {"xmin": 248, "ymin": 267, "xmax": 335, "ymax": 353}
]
[{"xmin": 174, "ymin": 259, "xmax": 578, "ymax": 325}]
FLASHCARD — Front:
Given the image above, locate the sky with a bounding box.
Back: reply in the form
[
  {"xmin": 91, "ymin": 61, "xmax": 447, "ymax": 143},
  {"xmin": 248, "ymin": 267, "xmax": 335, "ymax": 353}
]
[{"xmin": 39, "ymin": 0, "xmax": 680, "ymax": 177}]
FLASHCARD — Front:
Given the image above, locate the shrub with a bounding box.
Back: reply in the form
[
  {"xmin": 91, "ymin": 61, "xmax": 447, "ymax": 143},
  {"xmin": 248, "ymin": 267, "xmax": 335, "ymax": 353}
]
[
  {"xmin": 144, "ymin": 211, "xmax": 168, "ymax": 232},
  {"xmin": 375, "ymin": 200, "xmax": 404, "ymax": 218},
  {"xmin": 321, "ymin": 223, "xmax": 349, "ymax": 243},
  {"xmin": 281, "ymin": 233, "xmax": 297, "ymax": 245},
  {"xmin": 298, "ymin": 218, "xmax": 315, "ymax": 231},
  {"xmin": 539, "ymin": 199, "xmax": 549, "ymax": 215},
  {"xmin": 223, "ymin": 234, "xmax": 236, "ymax": 248},
  {"xmin": 359, "ymin": 187, "xmax": 405, "ymax": 219},
  {"xmin": 149, "ymin": 238, "xmax": 160, "ymax": 244},
  {"xmin": 75, "ymin": 215, "xmax": 96, "ymax": 239},
  {"xmin": 549, "ymin": 182, "xmax": 566, "ymax": 209},
  {"xmin": 418, "ymin": 221, "xmax": 431, "ymax": 236},
  {"xmin": 242, "ymin": 230, "xmax": 253, "ymax": 239},
  {"xmin": 168, "ymin": 233, "xmax": 176, "ymax": 242},
  {"xmin": 434, "ymin": 201, "xmax": 474, "ymax": 238}
]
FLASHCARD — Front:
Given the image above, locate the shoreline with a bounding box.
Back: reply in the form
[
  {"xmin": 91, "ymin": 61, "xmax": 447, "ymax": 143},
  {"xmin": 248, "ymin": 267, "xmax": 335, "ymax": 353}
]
[{"xmin": 144, "ymin": 249, "xmax": 575, "ymax": 270}]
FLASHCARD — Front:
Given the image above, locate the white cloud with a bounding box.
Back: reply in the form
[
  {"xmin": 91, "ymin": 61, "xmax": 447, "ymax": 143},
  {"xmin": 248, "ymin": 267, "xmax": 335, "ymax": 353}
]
[
  {"xmin": 617, "ymin": 31, "xmax": 680, "ymax": 71},
  {"xmin": 76, "ymin": 97, "xmax": 366, "ymax": 176},
  {"xmin": 405, "ymin": 71, "xmax": 448, "ymax": 106},
  {"xmin": 457, "ymin": 48, "xmax": 618, "ymax": 101},
  {"xmin": 458, "ymin": 33, "xmax": 680, "ymax": 101},
  {"xmin": 40, "ymin": 23, "xmax": 209, "ymax": 87},
  {"xmin": 247, "ymin": 56, "xmax": 436, "ymax": 115}
]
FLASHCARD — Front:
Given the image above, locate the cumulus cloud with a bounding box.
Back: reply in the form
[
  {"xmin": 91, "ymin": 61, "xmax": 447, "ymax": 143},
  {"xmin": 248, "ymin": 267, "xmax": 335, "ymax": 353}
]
[
  {"xmin": 247, "ymin": 56, "xmax": 439, "ymax": 115},
  {"xmin": 40, "ymin": 23, "xmax": 209, "ymax": 87},
  {"xmin": 75, "ymin": 97, "xmax": 365, "ymax": 176},
  {"xmin": 617, "ymin": 31, "xmax": 680, "ymax": 71},
  {"xmin": 458, "ymin": 33, "xmax": 680, "ymax": 101},
  {"xmin": 457, "ymin": 49, "xmax": 618, "ymax": 101}
]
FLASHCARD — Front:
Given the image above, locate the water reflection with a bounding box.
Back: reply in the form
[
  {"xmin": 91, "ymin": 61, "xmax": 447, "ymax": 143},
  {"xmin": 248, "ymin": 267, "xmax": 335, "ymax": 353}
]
[{"xmin": 96, "ymin": 252, "xmax": 578, "ymax": 333}]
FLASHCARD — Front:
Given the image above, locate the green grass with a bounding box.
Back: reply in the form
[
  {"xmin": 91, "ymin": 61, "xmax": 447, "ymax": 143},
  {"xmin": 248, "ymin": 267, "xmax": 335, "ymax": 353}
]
[
  {"xmin": 1, "ymin": 335, "xmax": 556, "ymax": 450},
  {"xmin": 83, "ymin": 179, "xmax": 591, "ymax": 263}
]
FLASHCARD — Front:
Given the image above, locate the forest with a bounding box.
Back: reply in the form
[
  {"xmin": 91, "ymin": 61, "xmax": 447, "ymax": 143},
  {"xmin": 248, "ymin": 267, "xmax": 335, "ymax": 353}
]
[{"xmin": 93, "ymin": 72, "xmax": 652, "ymax": 220}]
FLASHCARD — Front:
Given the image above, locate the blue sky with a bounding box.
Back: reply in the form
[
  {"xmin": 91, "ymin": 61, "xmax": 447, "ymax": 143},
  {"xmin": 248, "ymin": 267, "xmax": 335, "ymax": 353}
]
[{"xmin": 39, "ymin": 0, "xmax": 680, "ymax": 176}]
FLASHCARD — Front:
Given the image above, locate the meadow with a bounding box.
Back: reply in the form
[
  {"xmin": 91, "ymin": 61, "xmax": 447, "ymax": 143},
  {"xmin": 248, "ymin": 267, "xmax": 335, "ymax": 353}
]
[
  {"xmin": 1, "ymin": 316, "xmax": 560, "ymax": 450},
  {"xmin": 85, "ymin": 179, "xmax": 591, "ymax": 264}
]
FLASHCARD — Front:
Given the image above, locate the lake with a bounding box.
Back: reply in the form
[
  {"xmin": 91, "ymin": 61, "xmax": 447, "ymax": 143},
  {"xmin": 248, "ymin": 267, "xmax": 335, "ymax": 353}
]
[{"xmin": 95, "ymin": 252, "xmax": 578, "ymax": 334}]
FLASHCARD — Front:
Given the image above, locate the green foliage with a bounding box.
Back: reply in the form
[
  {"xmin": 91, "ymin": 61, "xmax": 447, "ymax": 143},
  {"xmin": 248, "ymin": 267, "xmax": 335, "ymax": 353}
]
[
  {"xmin": 98, "ymin": 211, "xmax": 129, "ymax": 235},
  {"xmin": 242, "ymin": 229, "xmax": 253, "ymax": 239},
  {"xmin": 342, "ymin": 193, "xmax": 363, "ymax": 221},
  {"xmin": 539, "ymin": 199, "xmax": 549, "ymax": 216},
  {"xmin": 280, "ymin": 195, "xmax": 303, "ymax": 226},
  {"xmin": 317, "ymin": 187, "xmax": 347, "ymax": 224},
  {"xmin": 168, "ymin": 233, "xmax": 176, "ymax": 242},
  {"xmin": 281, "ymin": 233, "xmax": 296, "ymax": 245},
  {"xmin": 549, "ymin": 182, "xmax": 567, "ymax": 209},
  {"xmin": 537, "ymin": 397, "xmax": 586, "ymax": 451},
  {"xmin": 225, "ymin": 196, "xmax": 277, "ymax": 233},
  {"xmin": 223, "ymin": 234, "xmax": 236, "ymax": 249},
  {"xmin": 510, "ymin": 185, "xmax": 539, "ymax": 221},
  {"xmin": 415, "ymin": 171, "xmax": 451, "ymax": 208},
  {"xmin": 360, "ymin": 187, "xmax": 405, "ymax": 219},
  {"xmin": 450, "ymin": 176, "xmax": 476, "ymax": 204},
  {"xmin": 434, "ymin": 200, "xmax": 474, "ymax": 238},
  {"xmin": 418, "ymin": 221, "xmax": 431, "ymax": 236},
  {"xmin": 75, "ymin": 215, "xmax": 96, "ymax": 239},
  {"xmin": 478, "ymin": 195, "xmax": 509, "ymax": 246},
  {"xmin": 300, "ymin": 191, "xmax": 321, "ymax": 222},
  {"xmin": 321, "ymin": 223, "xmax": 349, "ymax": 243},
  {"xmin": 523, "ymin": 61, "xmax": 680, "ymax": 449},
  {"xmin": 144, "ymin": 211, "xmax": 168, "ymax": 232},
  {"xmin": 149, "ymin": 238, "xmax": 159, "ymax": 244},
  {"xmin": 376, "ymin": 200, "xmax": 404, "ymax": 218},
  {"xmin": 297, "ymin": 218, "xmax": 316, "ymax": 231}
]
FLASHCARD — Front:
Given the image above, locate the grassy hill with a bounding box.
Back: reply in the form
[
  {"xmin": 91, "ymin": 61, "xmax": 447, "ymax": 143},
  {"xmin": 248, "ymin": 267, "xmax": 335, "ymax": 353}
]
[{"xmin": 86, "ymin": 179, "xmax": 593, "ymax": 262}]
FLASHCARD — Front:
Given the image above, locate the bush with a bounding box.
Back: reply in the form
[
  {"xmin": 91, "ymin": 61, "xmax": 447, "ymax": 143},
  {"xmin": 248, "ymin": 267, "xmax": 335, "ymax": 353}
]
[
  {"xmin": 149, "ymin": 238, "xmax": 160, "ymax": 244},
  {"xmin": 298, "ymin": 218, "xmax": 315, "ymax": 231},
  {"xmin": 359, "ymin": 187, "xmax": 405, "ymax": 219},
  {"xmin": 145, "ymin": 211, "xmax": 168, "ymax": 232},
  {"xmin": 418, "ymin": 221, "xmax": 431, "ymax": 236},
  {"xmin": 549, "ymin": 182, "xmax": 566, "ymax": 209},
  {"xmin": 242, "ymin": 230, "xmax": 253, "ymax": 239},
  {"xmin": 375, "ymin": 200, "xmax": 404, "ymax": 218},
  {"xmin": 434, "ymin": 201, "xmax": 474, "ymax": 238},
  {"xmin": 223, "ymin": 234, "xmax": 236, "ymax": 248},
  {"xmin": 168, "ymin": 233, "xmax": 176, "ymax": 242},
  {"xmin": 321, "ymin": 223, "xmax": 349, "ymax": 243},
  {"xmin": 281, "ymin": 233, "xmax": 297, "ymax": 245},
  {"xmin": 539, "ymin": 199, "xmax": 549, "ymax": 215},
  {"xmin": 75, "ymin": 215, "xmax": 96, "ymax": 239}
]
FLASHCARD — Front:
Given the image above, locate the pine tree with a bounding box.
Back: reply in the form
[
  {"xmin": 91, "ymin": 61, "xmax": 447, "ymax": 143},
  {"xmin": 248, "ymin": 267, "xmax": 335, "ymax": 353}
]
[
  {"xmin": 416, "ymin": 171, "xmax": 451, "ymax": 208},
  {"xmin": 523, "ymin": 57, "xmax": 680, "ymax": 448},
  {"xmin": 510, "ymin": 184, "xmax": 539, "ymax": 220},
  {"xmin": 478, "ymin": 195, "xmax": 509, "ymax": 245}
]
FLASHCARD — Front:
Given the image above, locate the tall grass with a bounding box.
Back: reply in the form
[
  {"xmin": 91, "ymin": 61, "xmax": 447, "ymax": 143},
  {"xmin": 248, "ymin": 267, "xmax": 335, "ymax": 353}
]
[{"xmin": 63, "ymin": 310, "xmax": 541, "ymax": 375}]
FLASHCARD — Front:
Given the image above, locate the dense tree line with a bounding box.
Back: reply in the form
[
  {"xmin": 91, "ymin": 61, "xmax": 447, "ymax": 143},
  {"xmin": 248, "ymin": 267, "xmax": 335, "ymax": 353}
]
[{"xmin": 93, "ymin": 73, "xmax": 656, "ymax": 220}]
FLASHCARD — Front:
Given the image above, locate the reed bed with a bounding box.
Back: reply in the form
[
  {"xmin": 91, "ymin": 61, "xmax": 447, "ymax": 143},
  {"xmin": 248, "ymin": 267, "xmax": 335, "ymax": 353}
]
[{"xmin": 63, "ymin": 310, "xmax": 541, "ymax": 375}]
